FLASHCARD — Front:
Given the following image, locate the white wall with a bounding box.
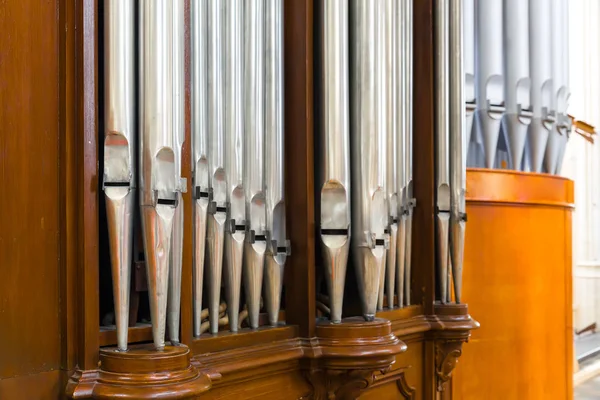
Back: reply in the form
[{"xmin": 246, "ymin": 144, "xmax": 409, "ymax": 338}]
[{"xmin": 564, "ymin": 0, "xmax": 600, "ymax": 331}]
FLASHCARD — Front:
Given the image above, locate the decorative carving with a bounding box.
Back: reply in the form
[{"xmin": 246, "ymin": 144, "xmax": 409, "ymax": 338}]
[
  {"xmin": 304, "ymin": 368, "xmax": 387, "ymax": 400},
  {"xmin": 395, "ymin": 372, "xmax": 417, "ymax": 399},
  {"xmin": 434, "ymin": 339, "xmax": 463, "ymax": 392}
]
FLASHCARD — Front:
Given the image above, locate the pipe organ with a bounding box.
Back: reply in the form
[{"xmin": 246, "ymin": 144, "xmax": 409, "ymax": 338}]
[
  {"xmin": 466, "ymin": 0, "xmax": 571, "ymax": 174},
  {"xmin": 2, "ymin": 0, "xmax": 487, "ymax": 398}
]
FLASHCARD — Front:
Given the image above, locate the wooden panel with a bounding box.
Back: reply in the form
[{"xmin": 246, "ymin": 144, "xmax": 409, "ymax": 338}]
[
  {"xmin": 201, "ymin": 370, "xmax": 312, "ymax": 400},
  {"xmin": 0, "ymin": 370, "xmax": 66, "ymax": 400},
  {"xmin": 0, "ymin": 0, "xmax": 62, "ymax": 378},
  {"xmin": 453, "ymin": 170, "xmax": 573, "ymax": 400}
]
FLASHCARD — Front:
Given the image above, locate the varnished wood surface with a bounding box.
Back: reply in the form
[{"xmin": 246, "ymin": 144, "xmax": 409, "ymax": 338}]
[
  {"xmin": 453, "ymin": 169, "xmax": 574, "ymax": 400},
  {"xmin": 0, "ymin": 0, "xmax": 63, "ymax": 380}
]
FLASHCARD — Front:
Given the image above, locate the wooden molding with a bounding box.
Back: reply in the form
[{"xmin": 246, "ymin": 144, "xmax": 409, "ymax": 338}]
[{"xmin": 66, "ymin": 344, "xmax": 213, "ymax": 399}]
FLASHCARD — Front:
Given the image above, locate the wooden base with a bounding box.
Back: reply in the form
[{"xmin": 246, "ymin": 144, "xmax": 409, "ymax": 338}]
[{"xmin": 66, "ymin": 344, "xmax": 213, "ymax": 399}]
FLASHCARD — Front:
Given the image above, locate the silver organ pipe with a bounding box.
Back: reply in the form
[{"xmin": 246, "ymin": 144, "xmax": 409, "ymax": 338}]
[
  {"xmin": 244, "ymin": 0, "xmax": 267, "ymax": 329},
  {"xmin": 548, "ymin": 0, "xmax": 570, "ymax": 175},
  {"xmin": 528, "ymin": 0, "xmax": 554, "ymax": 173},
  {"xmin": 316, "ymin": 0, "xmax": 351, "ymax": 323},
  {"xmin": 376, "ymin": 0, "xmax": 390, "ymax": 312},
  {"xmin": 264, "ymin": 0, "xmax": 289, "ymax": 327},
  {"xmin": 464, "ymin": 0, "xmax": 476, "ymax": 156},
  {"xmin": 139, "ymin": 0, "xmax": 185, "ymax": 350},
  {"xmin": 554, "ymin": 0, "xmax": 570, "ymax": 175},
  {"xmin": 475, "ymin": 0, "xmax": 504, "ymax": 169},
  {"xmin": 435, "ymin": 0, "xmax": 451, "ymax": 305},
  {"xmin": 503, "ymin": 0, "xmax": 532, "ymax": 171},
  {"xmin": 449, "ymin": 0, "xmax": 466, "ymax": 304},
  {"xmin": 167, "ymin": 0, "xmax": 185, "ymax": 345},
  {"xmin": 349, "ymin": 0, "xmax": 388, "ymax": 321},
  {"xmin": 395, "ymin": 0, "xmax": 407, "ymax": 309},
  {"xmin": 206, "ymin": 0, "xmax": 227, "ymax": 335},
  {"xmin": 103, "ymin": 0, "xmax": 135, "ymax": 352},
  {"xmin": 191, "ymin": 0, "xmax": 209, "ymax": 338},
  {"xmin": 223, "ymin": 0, "xmax": 245, "ymax": 333},
  {"xmin": 402, "ymin": 0, "xmax": 415, "ymax": 307},
  {"xmin": 384, "ymin": 0, "xmax": 398, "ymax": 310}
]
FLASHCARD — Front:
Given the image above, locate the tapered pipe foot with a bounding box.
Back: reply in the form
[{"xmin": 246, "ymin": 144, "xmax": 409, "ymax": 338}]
[
  {"xmin": 224, "ymin": 231, "xmax": 244, "ymax": 332},
  {"xmin": 386, "ymin": 224, "xmax": 398, "ymax": 308},
  {"xmin": 321, "ymin": 235, "xmax": 350, "ymax": 324},
  {"xmin": 264, "ymin": 253, "xmax": 285, "ymax": 326},
  {"xmin": 243, "ymin": 240, "xmax": 266, "ymax": 329},
  {"xmin": 105, "ymin": 188, "xmax": 135, "ymax": 352},
  {"xmin": 193, "ymin": 198, "xmax": 209, "ymax": 338},
  {"xmin": 141, "ymin": 203, "xmax": 176, "ymax": 350},
  {"xmin": 353, "ymin": 246, "xmax": 385, "ymax": 320},
  {"xmin": 168, "ymin": 194, "xmax": 184, "ymax": 344},
  {"xmin": 206, "ymin": 211, "xmax": 226, "ymax": 335}
]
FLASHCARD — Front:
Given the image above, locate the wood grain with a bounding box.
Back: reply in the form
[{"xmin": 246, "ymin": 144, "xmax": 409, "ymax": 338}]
[
  {"xmin": 452, "ymin": 170, "xmax": 574, "ymax": 400},
  {"xmin": 0, "ymin": 0, "xmax": 62, "ymax": 379}
]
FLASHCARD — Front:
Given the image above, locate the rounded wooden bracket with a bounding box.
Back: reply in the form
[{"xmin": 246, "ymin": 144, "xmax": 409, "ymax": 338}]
[
  {"xmin": 303, "ymin": 317, "xmax": 407, "ymax": 399},
  {"xmin": 67, "ymin": 344, "xmax": 214, "ymax": 399}
]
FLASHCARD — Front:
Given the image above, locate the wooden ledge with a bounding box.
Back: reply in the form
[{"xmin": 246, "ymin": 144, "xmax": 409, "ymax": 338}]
[
  {"xmin": 466, "ymin": 168, "xmax": 575, "ymax": 208},
  {"xmin": 66, "ymin": 344, "xmax": 213, "ymax": 399}
]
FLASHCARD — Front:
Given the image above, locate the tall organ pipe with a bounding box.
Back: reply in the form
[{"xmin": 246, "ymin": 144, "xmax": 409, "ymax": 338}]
[
  {"xmin": 167, "ymin": 0, "xmax": 185, "ymax": 344},
  {"xmin": 376, "ymin": 0, "xmax": 389, "ymax": 312},
  {"xmin": 139, "ymin": 0, "xmax": 185, "ymax": 350},
  {"xmin": 449, "ymin": 0, "xmax": 466, "ymax": 304},
  {"xmin": 475, "ymin": 0, "xmax": 504, "ymax": 169},
  {"xmin": 191, "ymin": 0, "xmax": 209, "ymax": 337},
  {"xmin": 223, "ymin": 0, "xmax": 246, "ymax": 333},
  {"xmin": 264, "ymin": 0, "xmax": 289, "ymax": 327},
  {"xmin": 243, "ymin": 0, "xmax": 267, "ymax": 329},
  {"xmin": 103, "ymin": 0, "xmax": 135, "ymax": 352},
  {"xmin": 402, "ymin": 0, "xmax": 415, "ymax": 306},
  {"xmin": 503, "ymin": 0, "xmax": 531, "ymax": 171},
  {"xmin": 384, "ymin": 0, "xmax": 398, "ymax": 310},
  {"xmin": 464, "ymin": 0, "xmax": 476, "ymax": 155},
  {"xmin": 349, "ymin": 0, "xmax": 388, "ymax": 321},
  {"xmin": 528, "ymin": 0, "xmax": 554, "ymax": 173},
  {"xmin": 434, "ymin": 0, "xmax": 451, "ymax": 305},
  {"xmin": 395, "ymin": 0, "xmax": 407, "ymax": 309},
  {"xmin": 316, "ymin": 0, "xmax": 351, "ymax": 323},
  {"xmin": 206, "ymin": 0, "xmax": 227, "ymax": 335},
  {"xmin": 548, "ymin": 0, "xmax": 570, "ymax": 175}
]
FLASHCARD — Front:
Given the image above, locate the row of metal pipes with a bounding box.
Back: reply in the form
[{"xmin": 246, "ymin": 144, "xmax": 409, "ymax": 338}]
[
  {"xmin": 465, "ymin": 0, "xmax": 571, "ymax": 174},
  {"xmin": 316, "ymin": 0, "xmax": 466, "ymax": 323},
  {"xmin": 103, "ymin": 0, "xmax": 288, "ymax": 352}
]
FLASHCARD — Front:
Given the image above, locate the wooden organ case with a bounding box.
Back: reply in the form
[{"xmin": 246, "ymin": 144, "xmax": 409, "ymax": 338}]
[{"xmin": 0, "ymin": 0, "xmax": 478, "ymax": 399}]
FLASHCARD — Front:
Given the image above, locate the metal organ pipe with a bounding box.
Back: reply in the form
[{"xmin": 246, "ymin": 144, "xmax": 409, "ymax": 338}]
[
  {"xmin": 464, "ymin": 0, "xmax": 476, "ymax": 156},
  {"xmin": 548, "ymin": 0, "xmax": 570, "ymax": 175},
  {"xmin": 395, "ymin": 0, "xmax": 407, "ymax": 309},
  {"xmin": 191, "ymin": 0, "xmax": 209, "ymax": 338},
  {"xmin": 139, "ymin": 0, "xmax": 186, "ymax": 350},
  {"xmin": 316, "ymin": 0, "xmax": 351, "ymax": 323},
  {"xmin": 206, "ymin": 0, "xmax": 227, "ymax": 335},
  {"xmin": 384, "ymin": 0, "xmax": 398, "ymax": 310},
  {"xmin": 434, "ymin": 0, "xmax": 451, "ymax": 305},
  {"xmin": 103, "ymin": 0, "xmax": 135, "ymax": 351},
  {"xmin": 402, "ymin": 0, "xmax": 415, "ymax": 307},
  {"xmin": 223, "ymin": 0, "xmax": 246, "ymax": 332},
  {"xmin": 349, "ymin": 0, "xmax": 388, "ymax": 321},
  {"xmin": 167, "ymin": 0, "xmax": 185, "ymax": 345},
  {"xmin": 528, "ymin": 0, "xmax": 554, "ymax": 173},
  {"xmin": 244, "ymin": 0, "xmax": 267, "ymax": 329},
  {"xmin": 475, "ymin": 0, "xmax": 504, "ymax": 169},
  {"xmin": 264, "ymin": 0, "xmax": 289, "ymax": 327},
  {"xmin": 503, "ymin": 0, "xmax": 532, "ymax": 171},
  {"xmin": 449, "ymin": 0, "xmax": 466, "ymax": 304}
]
